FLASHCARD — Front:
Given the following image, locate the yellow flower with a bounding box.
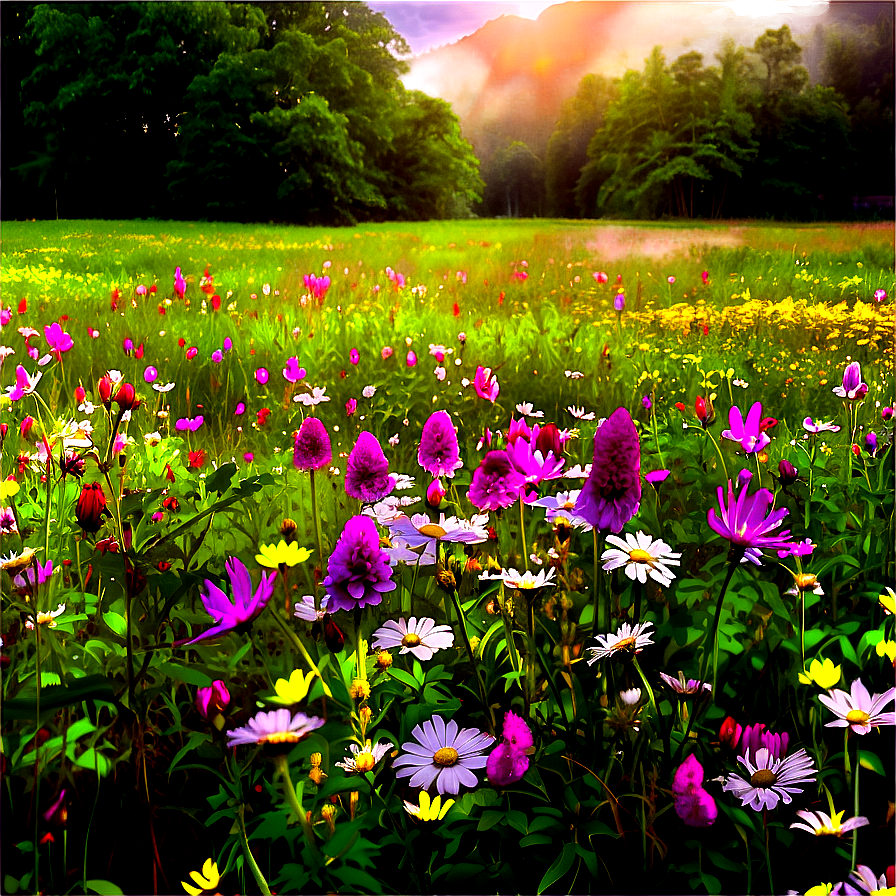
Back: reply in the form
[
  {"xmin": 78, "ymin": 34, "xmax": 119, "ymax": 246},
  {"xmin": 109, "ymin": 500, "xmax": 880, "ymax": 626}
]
[
  {"xmin": 880, "ymin": 587, "xmax": 896, "ymax": 616},
  {"xmin": 875, "ymin": 639, "xmax": 896, "ymax": 664},
  {"xmin": 798, "ymin": 658, "xmax": 841, "ymax": 689},
  {"xmin": 803, "ymin": 885, "xmax": 832, "ymax": 896},
  {"xmin": 181, "ymin": 858, "xmax": 220, "ymax": 896},
  {"xmin": 268, "ymin": 669, "xmax": 317, "ymax": 705},
  {"xmin": 403, "ymin": 789, "xmax": 455, "ymax": 822},
  {"xmin": 255, "ymin": 540, "xmax": 312, "ymax": 568},
  {"xmin": 0, "ymin": 480, "xmax": 20, "ymax": 499}
]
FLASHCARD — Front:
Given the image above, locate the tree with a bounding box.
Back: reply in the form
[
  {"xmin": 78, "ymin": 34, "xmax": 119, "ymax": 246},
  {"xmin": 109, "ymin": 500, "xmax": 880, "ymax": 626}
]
[{"xmin": 483, "ymin": 141, "xmax": 544, "ymax": 218}]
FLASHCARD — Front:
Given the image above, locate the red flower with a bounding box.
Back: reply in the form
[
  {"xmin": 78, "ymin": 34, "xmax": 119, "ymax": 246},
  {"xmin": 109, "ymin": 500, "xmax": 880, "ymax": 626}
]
[
  {"xmin": 178, "ymin": 338, "xmax": 186, "ymax": 348},
  {"xmin": 149, "ymin": 284, "xmax": 157, "ymax": 294},
  {"xmin": 162, "ymin": 496, "xmax": 179, "ymax": 513},
  {"xmin": 257, "ymin": 407, "xmax": 271, "ymax": 426},
  {"xmin": 758, "ymin": 417, "xmax": 778, "ymax": 433},
  {"xmin": 76, "ymin": 482, "xmax": 107, "ymax": 533},
  {"xmin": 211, "ymin": 295, "xmax": 221, "ymax": 311},
  {"xmin": 675, "ymin": 402, "xmax": 686, "ymax": 412},
  {"xmin": 158, "ymin": 305, "xmax": 166, "ymax": 316},
  {"xmin": 498, "ymin": 292, "xmax": 505, "ymax": 306},
  {"xmin": 453, "ymin": 302, "xmax": 460, "ymax": 317},
  {"xmin": 719, "ymin": 716, "xmax": 742, "ymax": 749},
  {"xmin": 186, "ymin": 347, "xmax": 198, "ymax": 360},
  {"xmin": 97, "ymin": 374, "xmax": 113, "ymax": 408},
  {"xmin": 694, "ymin": 396, "xmax": 714, "ymax": 427},
  {"xmin": 702, "ymin": 324, "xmax": 709, "ymax": 336},
  {"xmin": 113, "ymin": 382, "xmax": 140, "ymax": 411},
  {"xmin": 188, "ymin": 450, "xmax": 206, "ymax": 469},
  {"xmin": 74, "ymin": 385, "xmax": 86, "ymax": 403},
  {"xmin": 157, "ymin": 561, "xmax": 171, "ymax": 572},
  {"xmin": 164, "ymin": 463, "xmax": 176, "ymax": 483},
  {"xmin": 134, "ymin": 343, "xmax": 144, "ymax": 360},
  {"xmin": 18, "ymin": 298, "xmax": 27, "ymax": 314}
]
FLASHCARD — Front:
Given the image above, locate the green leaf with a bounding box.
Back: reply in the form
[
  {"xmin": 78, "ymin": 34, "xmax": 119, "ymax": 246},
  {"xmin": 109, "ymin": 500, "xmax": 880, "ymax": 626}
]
[
  {"xmin": 538, "ymin": 841, "xmax": 576, "ymax": 894},
  {"xmin": 85, "ymin": 880, "xmax": 124, "ymax": 896},
  {"xmin": 476, "ymin": 809, "xmax": 504, "ymax": 831},
  {"xmin": 387, "ymin": 668, "xmax": 420, "ymax": 691},
  {"xmin": 157, "ymin": 662, "xmax": 213, "ymax": 688},
  {"xmin": 858, "ymin": 750, "xmax": 886, "ymax": 775},
  {"xmin": 520, "ymin": 833, "xmax": 554, "ymax": 847},
  {"xmin": 206, "ymin": 462, "xmax": 237, "ymax": 494},
  {"xmin": 74, "ymin": 749, "xmax": 111, "ymax": 777},
  {"xmin": 3, "ymin": 875, "xmax": 19, "ymax": 894},
  {"xmin": 168, "ymin": 731, "xmax": 212, "ymax": 775},
  {"xmin": 103, "ymin": 611, "xmax": 127, "ymax": 637}
]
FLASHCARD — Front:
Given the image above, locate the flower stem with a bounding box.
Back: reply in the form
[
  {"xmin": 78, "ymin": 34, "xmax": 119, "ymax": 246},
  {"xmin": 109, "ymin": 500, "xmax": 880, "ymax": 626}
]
[
  {"xmin": 448, "ymin": 587, "xmax": 496, "ymax": 736},
  {"xmin": 236, "ymin": 805, "xmax": 273, "ymax": 896},
  {"xmin": 274, "ymin": 754, "xmax": 322, "ymax": 864},
  {"xmin": 704, "ymin": 428, "xmax": 729, "ymax": 484},
  {"xmin": 269, "ymin": 607, "xmax": 333, "ymax": 698},
  {"xmin": 518, "ymin": 496, "xmax": 527, "ymax": 567},
  {"xmin": 700, "ymin": 549, "xmax": 743, "ymax": 701},
  {"xmin": 309, "ymin": 468, "xmax": 325, "ymax": 593},
  {"xmin": 851, "ymin": 736, "xmax": 860, "ymax": 870},
  {"xmin": 593, "ymin": 529, "xmax": 606, "ymax": 633}
]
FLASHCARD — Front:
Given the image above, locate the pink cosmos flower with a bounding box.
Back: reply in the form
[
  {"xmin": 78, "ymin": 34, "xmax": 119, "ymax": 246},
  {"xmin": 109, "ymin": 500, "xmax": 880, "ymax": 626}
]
[
  {"xmin": 5, "ymin": 365, "xmax": 42, "ymax": 401},
  {"xmin": 44, "ymin": 322, "xmax": 73, "ymax": 355},
  {"xmin": 722, "ymin": 402, "xmax": 771, "ymax": 454},
  {"xmin": 803, "ymin": 416, "xmax": 841, "ymax": 434},
  {"xmin": 283, "ymin": 357, "xmax": 306, "ymax": 383},
  {"xmin": 473, "ymin": 366, "xmax": 499, "ymax": 402}
]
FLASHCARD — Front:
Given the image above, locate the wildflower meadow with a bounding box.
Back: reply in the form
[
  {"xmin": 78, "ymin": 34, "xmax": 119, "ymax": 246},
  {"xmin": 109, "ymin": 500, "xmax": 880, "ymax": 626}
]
[{"xmin": 1, "ymin": 218, "xmax": 894, "ymax": 896}]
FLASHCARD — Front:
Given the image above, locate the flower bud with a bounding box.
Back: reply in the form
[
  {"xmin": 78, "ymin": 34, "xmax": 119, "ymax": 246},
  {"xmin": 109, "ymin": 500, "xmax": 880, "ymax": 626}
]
[
  {"xmin": 777, "ymin": 459, "xmax": 798, "ymax": 486},
  {"xmin": 376, "ymin": 650, "xmax": 393, "ymax": 670},
  {"xmin": 535, "ymin": 423, "xmax": 563, "ymax": 458},
  {"xmin": 718, "ymin": 716, "xmax": 742, "ymax": 749},
  {"xmin": 97, "ymin": 374, "xmax": 113, "ymax": 408},
  {"xmin": 279, "ymin": 518, "xmax": 298, "ymax": 542},
  {"xmin": 196, "ymin": 680, "xmax": 230, "ymax": 719},
  {"xmin": 349, "ymin": 678, "xmax": 371, "ymax": 701},
  {"xmin": 426, "ymin": 478, "xmax": 447, "ymax": 508},
  {"xmin": 793, "ymin": 573, "xmax": 819, "ymax": 593},
  {"xmin": 75, "ymin": 385, "xmax": 86, "ymax": 403},
  {"xmin": 76, "ymin": 482, "xmax": 107, "ymax": 533},
  {"xmin": 113, "ymin": 382, "xmax": 140, "ymax": 411}
]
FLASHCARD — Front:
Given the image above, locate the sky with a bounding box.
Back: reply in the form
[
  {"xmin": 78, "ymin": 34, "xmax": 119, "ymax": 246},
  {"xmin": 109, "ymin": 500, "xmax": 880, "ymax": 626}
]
[{"xmin": 366, "ymin": 1, "xmax": 564, "ymax": 54}]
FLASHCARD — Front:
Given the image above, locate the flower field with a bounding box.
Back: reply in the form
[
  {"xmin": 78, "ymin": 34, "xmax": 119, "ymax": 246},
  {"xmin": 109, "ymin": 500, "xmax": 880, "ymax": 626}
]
[{"xmin": 1, "ymin": 218, "xmax": 894, "ymax": 896}]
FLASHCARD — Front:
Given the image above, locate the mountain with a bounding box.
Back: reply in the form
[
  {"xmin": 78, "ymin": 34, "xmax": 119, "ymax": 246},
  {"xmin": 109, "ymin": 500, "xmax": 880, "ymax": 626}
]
[{"xmin": 404, "ymin": 0, "xmax": 889, "ymax": 165}]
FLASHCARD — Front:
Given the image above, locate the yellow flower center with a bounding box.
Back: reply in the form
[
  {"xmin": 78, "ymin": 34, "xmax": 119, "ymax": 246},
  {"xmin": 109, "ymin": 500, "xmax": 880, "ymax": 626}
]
[
  {"xmin": 261, "ymin": 732, "xmax": 301, "ymax": 744},
  {"xmin": 628, "ymin": 549, "xmax": 654, "ymax": 565},
  {"xmin": 402, "ymin": 633, "xmax": 422, "ymax": 647},
  {"xmin": 613, "ymin": 636, "xmax": 637, "ymax": 652},
  {"xmin": 845, "ymin": 709, "xmax": 870, "ymax": 724},
  {"xmin": 795, "ymin": 573, "xmax": 818, "ymax": 591},
  {"xmin": 433, "ymin": 747, "xmax": 459, "ymax": 767},
  {"xmin": 418, "ymin": 524, "xmax": 447, "ymax": 538},
  {"xmin": 749, "ymin": 769, "xmax": 777, "ymax": 788},
  {"xmin": 354, "ymin": 752, "xmax": 376, "ymax": 772}
]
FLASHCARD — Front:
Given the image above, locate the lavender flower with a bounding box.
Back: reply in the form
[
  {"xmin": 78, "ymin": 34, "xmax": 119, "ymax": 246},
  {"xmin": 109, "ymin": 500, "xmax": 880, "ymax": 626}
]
[
  {"xmin": 574, "ymin": 407, "xmax": 641, "ymax": 533},
  {"xmin": 345, "ymin": 432, "xmax": 394, "ymax": 503},
  {"xmin": 467, "ymin": 450, "xmax": 526, "ymax": 511},
  {"xmin": 418, "ymin": 411, "xmax": 463, "ymax": 478},
  {"xmin": 293, "ymin": 417, "xmax": 332, "ymax": 471},
  {"xmin": 393, "ymin": 715, "xmax": 495, "ymax": 795},
  {"xmin": 322, "ymin": 515, "xmax": 396, "ymax": 613},
  {"xmin": 832, "ymin": 361, "xmax": 868, "ymax": 400},
  {"xmin": 226, "ymin": 709, "xmax": 324, "ymax": 748},
  {"xmin": 173, "ymin": 557, "xmax": 277, "ymax": 646},
  {"xmin": 722, "ymin": 747, "xmax": 817, "ymax": 811}
]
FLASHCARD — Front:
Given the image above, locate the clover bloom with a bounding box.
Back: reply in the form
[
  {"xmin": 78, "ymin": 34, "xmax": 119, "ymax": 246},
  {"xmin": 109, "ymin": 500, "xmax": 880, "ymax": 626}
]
[
  {"xmin": 818, "ymin": 678, "xmax": 895, "ymax": 734},
  {"xmin": 371, "ymin": 617, "xmax": 454, "ymax": 661},
  {"xmin": 798, "ymin": 658, "xmax": 841, "ymax": 689},
  {"xmin": 671, "ymin": 754, "xmax": 717, "ymax": 827},
  {"xmin": 833, "ymin": 361, "xmax": 868, "ymax": 400},
  {"xmin": 336, "ymin": 740, "xmax": 394, "ymax": 773},
  {"xmin": 707, "ymin": 481, "xmax": 793, "ymax": 559},
  {"xmin": 173, "ymin": 557, "xmax": 277, "ymax": 646},
  {"xmin": 393, "ymin": 715, "xmax": 495, "ymax": 795},
  {"xmin": 345, "ymin": 431, "xmax": 394, "ymax": 503},
  {"xmin": 293, "ymin": 417, "xmax": 332, "ymax": 471},
  {"xmin": 468, "ymin": 450, "xmax": 525, "ymax": 511},
  {"xmin": 790, "ymin": 809, "xmax": 869, "ymax": 838},
  {"xmin": 722, "ymin": 402, "xmax": 771, "ymax": 454},
  {"xmin": 574, "ymin": 407, "xmax": 641, "ymax": 533},
  {"xmin": 181, "ymin": 858, "xmax": 220, "ymax": 896},
  {"xmin": 403, "ymin": 790, "xmax": 455, "ymax": 821},
  {"xmin": 722, "ymin": 746, "xmax": 817, "ymax": 811},
  {"xmin": 473, "ymin": 365, "xmax": 499, "ymax": 402},
  {"xmin": 323, "ymin": 515, "xmax": 395, "ymax": 612},
  {"xmin": 418, "ymin": 410, "xmax": 463, "ymax": 479},
  {"xmin": 226, "ymin": 708, "xmax": 324, "ymax": 748},
  {"xmin": 601, "ymin": 531, "xmax": 681, "ymax": 586},
  {"xmin": 586, "ymin": 621, "xmax": 654, "ymax": 663}
]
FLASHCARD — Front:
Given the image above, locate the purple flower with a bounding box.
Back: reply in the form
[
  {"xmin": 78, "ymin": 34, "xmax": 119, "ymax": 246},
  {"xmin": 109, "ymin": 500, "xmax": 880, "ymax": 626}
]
[
  {"xmin": 671, "ymin": 754, "xmax": 717, "ymax": 827},
  {"xmin": 226, "ymin": 709, "xmax": 324, "ymax": 748},
  {"xmin": 196, "ymin": 680, "xmax": 230, "ymax": 719},
  {"xmin": 641, "ymin": 395, "xmax": 651, "ymax": 410},
  {"xmin": 722, "ymin": 747, "xmax": 816, "ymax": 812},
  {"xmin": 467, "ymin": 450, "xmax": 526, "ymax": 511},
  {"xmin": 255, "ymin": 367, "xmax": 269, "ymax": 386},
  {"xmin": 818, "ymin": 678, "xmax": 895, "ymax": 734},
  {"xmin": 322, "ymin": 515, "xmax": 396, "ymax": 612},
  {"xmin": 173, "ymin": 557, "xmax": 277, "ymax": 646},
  {"xmin": 613, "ymin": 293, "xmax": 625, "ymax": 312},
  {"xmin": 707, "ymin": 481, "xmax": 794, "ymax": 559},
  {"xmin": 293, "ymin": 417, "xmax": 332, "ymax": 471},
  {"xmin": 506, "ymin": 434, "xmax": 565, "ymax": 489},
  {"xmin": 345, "ymin": 398, "xmax": 357, "ymax": 417},
  {"xmin": 283, "ymin": 357, "xmax": 306, "ymax": 383},
  {"xmin": 176, "ymin": 415, "xmax": 204, "ymax": 433},
  {"xmin": 345, "ymin": 431, "xmax": 394, "ymax": 503},
  {"xmin": 803, "ymin": 416, "xmax": 841, "ymax": 434},
  {"xmin": 13, "ymin": 560, "xmax": 54, "ymax": 595},
  {"xmin": 777, "ymin": 459, "xmax": 798, "ymax": 486},
  {"xmin": 350, "ymin": 348, "xmax": 359, "ymax": 365},
  {"xmin": 211, "ymin": 350, "xmax": 223, "ymax": 364},
  {"xmin": 123, "ymin": 338, "xmax": 134, "ymax": 355},
  {"xmin": 874, "ymin": 289, "xmax": 887, "ymax": 302},
  {"xmin": 882, "ymin": 407, "xmax": 894, "ymax": 422},
  {"xmin": 739, "ymin": 723, "xmax": 789, "ymax": 762},
  {"xmin": 645, "ymin": 469, "xmax": 670, "ymax": 484},
  {"xmin": 574, "ymin": 407, "xmax": 641, "ymax": 533},
  {"xmin": 234, "ymin": 402, "xmax": 246, "ymax": 416},
  {"xmin": 418, "ymin": 410, "xmax": 463, "ymax": 478},
  {"xmin": 832, "ymin": 361, "xmax": 868, "ymax": 400},
  {"xmin": 722, "ymin": 402, "xmax": 771, "ymax": 454},
  {"xmin": 832, "ymin": 865, "xmax": 891, "ymax": 895},
  {"xmin": 393, "ymin": 715, "xmax": 495, "ymax": 795},
  {"xmin": 144, "ymin": 366, "xmax": 158, "ymax": 384},
  {"xmin": 223, "ymin": 337, "xmax": 233, "ymax": 352},
  {"xmin": 659, "ymin": 672, "xmax": 711, "ymax": 696},
  {"xmin": 174, "ymin": 267, "xmax": 186, "ymax": 298},
  {"xmin": 864, "ymin": 431, "xmax": 878, "ymax": 456},
  {"xmin": 486, "ymin": 711, "xmax": 534, "ymax": 786},
  {"xmin": 406, "ymin": 350, "xmax": 417, "ymax": 367},
  {"xmin": 44, "ymin": 322, "xmax": 73, "ymax": 354}
]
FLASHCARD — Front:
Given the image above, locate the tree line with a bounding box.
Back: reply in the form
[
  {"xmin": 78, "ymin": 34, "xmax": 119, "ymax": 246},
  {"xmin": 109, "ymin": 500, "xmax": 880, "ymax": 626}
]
[
  {"xmin": 2, "ymin": 1, "xmax": 483, "ymax": 223},
  {"xmin": 482, "ymin": 20, "xmax": 894, "ymax": 220}
]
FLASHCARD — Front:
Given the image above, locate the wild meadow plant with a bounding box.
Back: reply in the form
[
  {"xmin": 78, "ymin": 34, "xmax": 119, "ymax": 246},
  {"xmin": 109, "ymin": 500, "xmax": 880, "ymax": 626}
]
[{"xmin": 0, "ymin": 222, "xmax": 893, "ymax": 895}]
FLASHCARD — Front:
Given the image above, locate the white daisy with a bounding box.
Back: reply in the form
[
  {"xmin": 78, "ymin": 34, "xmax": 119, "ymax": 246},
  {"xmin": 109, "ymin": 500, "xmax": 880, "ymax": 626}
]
[
  {"xmin": 721, "ymin": 747, "xmax": 817, "ymax": 812},
  {"xmin": 789, "ymin": 809, "xmax": 869, "ymax": 837},
  {"xmin": 601, "ymin": 531, "xmax": 682, "ymax": 587},
  {"xmin": 480, "ymin": 567, "xmax": 556, "ymax": 590},
  {"xmin": 335, "ymin": 739, "xmax": 394, "ymax": 773},
  {"xmin": 515, "ymin": 402, "xmax": 544, "ymax": 418},
  {"xmin": 586, "ymin": 621, "xmax": 654, "ymax": 663},
  {"xmin": 371, "ymin": 617, "xmax": 455, "ymax": 661},
  {"xmin": 567, "ymin": 406, "xmax": 596, "ymax": 420}
]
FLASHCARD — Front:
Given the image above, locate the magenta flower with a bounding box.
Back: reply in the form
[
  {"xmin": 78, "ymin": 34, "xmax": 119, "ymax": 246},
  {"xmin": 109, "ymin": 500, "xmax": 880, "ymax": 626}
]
[
  {"xmin": 467, "ymin": 450, "xmax": 525, "ymax": 511},
  {"xmin": 173, "ymin": 557, "xmax": 277, "ymax": 646},
  {"xmin": 874, "ymin": 289, "xmax": 887, "ymax": 302},
  {"xmin": 707, "ymin": 481, "xmax": 794, "ymax": 559},
  {"xmin": 803, "ymin": 416, "xmax": 841, "ymax": 434},
  {"xmin": 739, "ymin": 723, "xmax": 789, "ymax": 761},
  {"xmin": 44, "ymin": 322, "xmax": 73, "ymax": 355},
  {"xmin": 593, "ymin": 271, "xmax": 608, "ymax": 284},
  {"xmin": 613, "ymin": 293, "xmax": 625, "ymax": 312},
  {"xmin": 721, "ymin": 402, "xmax": 771, "ymax": 454},
  {"xmin": 345, "ymin": 397, "xmax": 357, "ymax": 417},
  {"xmin": 418, "ymin": 410, "xmax": 463, "ymax": 479},
  {"xmin": 283, "ymin": 357, "xmax": 306, "ymax": 383},
  {"xmin": 349, "ymin": 348, "xmax": 359, "ymax": 365},
  {"xmin": 701, "ymin": 271, "xmax": 709, "ymax": 285},
  {"xmin": 833, "ymin": 361, "xmax": 868, "ymax": 400},
  {"xmin": 174, "ymin": 267, "xmax": 186, "ymax": 299},
  {"xmin": 505, "ymin": 433, "xmax": 565, "ymax": 488},
  {"xmin": 5, "ymin": 365, "xmax": 42, "ymax": 401},
  {"xmin": 407, "ymin": 350, "xmax": 417, "ymax": 367},
  {"xmin": 176, "ymin": 415, "xmax": 204, "ymax": 432},
  {"xmin": 345, "ymin": 431, "xmax": 394, "ymax": 502},
  {"xmin": 255, "ymin": 368, "xmax": 269, "ymax": 386},
  {"xmin": 671, "ymin": 754, "xmax": 717, "ymax": 827},
  {"xmin": 293, "ymin": 417, "xmax": 332, "ymax": 471},
  {"xmin": 818, "ymin": 678, "xmax": 895, "ymax": 735},
  {"xmin": 486, "ymin": 710, "xmax": 533, "ymax": 787},
  {"xmin": 211, "ymin": 350, "xmax": 223, "ymax": 364},
  {"xmin": 393, "ymin": 715, "xmax": 495, "ymax": 795},
  {"xmin": 322, "ymin": 515, "xmax": 396, "ymax": 612},
  {"xmin": 196, "ymin": 680, "xmax": 230, "ymax": 719},
  {"xmin": 473, "ymin": 366, "xmax": 499, "ymax": 402},
  {"xmin": 574, "ymin": 407, "xmax": 641, "ymax": 533}
]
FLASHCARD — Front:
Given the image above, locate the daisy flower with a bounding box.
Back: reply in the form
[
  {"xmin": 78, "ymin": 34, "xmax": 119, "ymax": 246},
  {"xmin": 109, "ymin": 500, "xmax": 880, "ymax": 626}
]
[
  {"xmin": 586, "ymin": 621, "xmax": 655, "ymax": 663},
  {"xmin": 226, "ymin": 709, "xmax": 324, "ymax": 748},
  {"xmin": 601, "ymin": 531, "xmax": 681, "ymax": 586},
  {"xmin": 834, "ymin": 865, "xmax": 892, "ymax": 895},
  {"xmin": 386, "ymin": 513, "xmax": 489, "ymax": 554},
  {"xmin": 25, "ymin": 602, "xmax": 66, "ymax": 630},
  {"xmin": 480, "ymin": 567, "xmax": 556, "ymax": 590},
  {"xmin": 403, "ymin": 790, "xmax": 455, "ymax": 822},
  {"xmin": 817, "ymin": 678, "xmax": 895, "ymax": 735},
  {"xmin": 393, "ymin": 715, "xmax": 495, "ymax": 795},
  {"xmin": 335, "ymin": 739, "xmax": 394, "ymax": 773},
  {"xmin": 721, "ymin": 746, "xmax": 817, "ymax": 811},
  {"xmin": 515, "ymin": 402, "xmax": 543, "ymax": 418},
  {"xmin": 659, "ymin": 672, "xmax": 711, "ymax": 696},
  {"xmin": 790, "ymin": 809, "xmax": 869, "ymax": 837},
  {"xmin": 531, "ymin": 491, "xmax": 592, "ymax": 530},
  {"xmin": 371, "ymin": 617, "xmax": 454, "ymax": 661}
]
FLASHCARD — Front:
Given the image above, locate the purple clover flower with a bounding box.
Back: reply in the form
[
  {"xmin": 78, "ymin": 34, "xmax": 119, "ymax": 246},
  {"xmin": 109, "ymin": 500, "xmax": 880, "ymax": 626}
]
[
  {"xmin": 418, "ymin": 410, "xmax": 463, "ymax": 479},
  {"xmin": 322, "ymin": 515, "xmax": 396, "ymax": 612},
  {"xmin": 173, "ymin": 557, "xmax": 277, "ymax": 646},
  {"xmin": 345, "ymin": 431, "xmax": 394, "ymax": 503},
  {"xmin": 574, "ymin": 407, "xmax": 641, "ymax": 533},
  {"xmin": 393, "ymin": 715, "xmax": 495, "ymax": 795},
  {"xmin": 467, "ymin": 450, "xmax": 525, "ymax": 511},
  {"xmin": 293, "ymin": 417, "xmax": 332, "ymax": 471}
]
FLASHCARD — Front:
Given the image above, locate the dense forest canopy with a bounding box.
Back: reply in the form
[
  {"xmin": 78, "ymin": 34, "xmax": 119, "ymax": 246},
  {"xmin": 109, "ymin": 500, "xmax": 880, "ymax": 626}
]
[{"xmin": 2, "ymin": 2, "xmax": 893, "ymax": 222}]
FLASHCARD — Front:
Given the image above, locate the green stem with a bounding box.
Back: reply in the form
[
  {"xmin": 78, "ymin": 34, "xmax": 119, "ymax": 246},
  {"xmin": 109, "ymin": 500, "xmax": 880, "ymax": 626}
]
[
  {"xmin": 269, "ymin": 607, "xmax": 333, "ymax": 698},
  {"xmin": 236, "ymin": 805, "xmax": 273, "ymax": 896},
  {"xmin": 851, "ymin": 736, "xmax": 859, "ymax": 870},
  {"xmin": 499, "ymin": 583, "xmax": 521, "ymax": 675},
  {"xmin": 33, "ymin": 626, "xmax": 41, "ymax": 896},
  {"xmin": 704, "ymin": 429, "xmax": 729, "ymax": 484},
  {"xmin": 448, "ymin": 587, "xmax": 496, "ymax": 736},
  {"xmin": 274, "ymin": 754, "xmax": 322, "ymax": 864},
  {"xmin": 593, "ymin": 529, "xmax": 606, "ymax": 633},
  {"xmin": 764, "ymin": 812, "xmax": 775, "ymax": 896},
  {"xmin": 650, "ymin": 400, "xmax": 665, "ymax": 469},
  {"xmin": 525, "ymin": 590, "xmax": 536, "ymax": 717},
  {"xmin": 700, "ymin": 550, "xmax": 743, "ymax": 701},
  {"xmin": 309, "ymin": 469, "xmax": 325, "ymax": 594},
  {"xmin": 518, "ymin": 496, "xmax": 527, "ymax": 567}
]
